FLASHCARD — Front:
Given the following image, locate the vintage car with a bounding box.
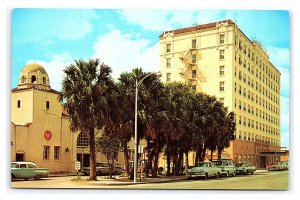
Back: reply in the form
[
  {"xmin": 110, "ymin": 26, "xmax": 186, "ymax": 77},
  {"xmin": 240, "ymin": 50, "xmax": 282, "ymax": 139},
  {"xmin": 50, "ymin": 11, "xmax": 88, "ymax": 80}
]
[
  {"xmin": 279, "ymin": 161, "xmax": 289, "ymax": 170},
  {"xmin": 267, "ymin": 162, "xmax": 287, "ymax": 171},
  {"xmin": 188, "ymin": 161, "xmax": 221, "ymax": 179},
  {"xmin": 212, "ymin": 159, "xmax": 236, "ymax": 177},
  {"xmin": 11, "ymin": 161, "xmax": 49, "ymax": 180},
  {"xmin": 80, "ymin": 162, "xmax": 122, "ymax": 176},
  {"xmin": 235, "ymin": 163, "xmax": 256, "ymax": 174}
]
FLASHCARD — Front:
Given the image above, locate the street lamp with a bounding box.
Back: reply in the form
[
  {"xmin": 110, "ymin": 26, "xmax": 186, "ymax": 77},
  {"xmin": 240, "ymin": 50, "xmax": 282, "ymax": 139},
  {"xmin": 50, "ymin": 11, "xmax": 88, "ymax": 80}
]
[{"xmin": 134, "ymin": 71, "xmax": 161, "ymax": 183}]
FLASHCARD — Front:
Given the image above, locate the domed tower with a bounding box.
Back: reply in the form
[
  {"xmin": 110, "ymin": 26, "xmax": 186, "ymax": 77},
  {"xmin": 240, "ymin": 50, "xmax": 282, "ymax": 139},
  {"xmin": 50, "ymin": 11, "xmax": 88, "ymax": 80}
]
[{"xmin": 18, "ymin": 63, "xmax": 51, "ymax": 90}]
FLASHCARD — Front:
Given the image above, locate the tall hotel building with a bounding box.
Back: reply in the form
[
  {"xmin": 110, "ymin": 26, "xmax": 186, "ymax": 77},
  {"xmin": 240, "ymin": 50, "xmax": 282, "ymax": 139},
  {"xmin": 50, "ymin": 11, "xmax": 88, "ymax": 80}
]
[{"xmin": 159, "ymin": 20, "xmax": 281, "ymax": 168}]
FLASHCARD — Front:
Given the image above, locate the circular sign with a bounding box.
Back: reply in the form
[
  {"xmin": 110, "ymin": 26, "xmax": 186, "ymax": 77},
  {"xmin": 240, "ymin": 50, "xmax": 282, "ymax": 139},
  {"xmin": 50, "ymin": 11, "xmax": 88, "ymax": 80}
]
[{"xmin": 44, "ymin": 130, "xmax": 52, "ymax": 140}]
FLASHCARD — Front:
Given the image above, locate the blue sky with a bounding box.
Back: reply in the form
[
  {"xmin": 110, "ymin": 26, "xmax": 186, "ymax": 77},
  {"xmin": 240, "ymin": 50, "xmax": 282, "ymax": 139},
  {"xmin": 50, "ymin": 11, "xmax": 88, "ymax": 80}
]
[{"xmin": 11, "ymin": 9, "xmax": 290, "ymax": 148}]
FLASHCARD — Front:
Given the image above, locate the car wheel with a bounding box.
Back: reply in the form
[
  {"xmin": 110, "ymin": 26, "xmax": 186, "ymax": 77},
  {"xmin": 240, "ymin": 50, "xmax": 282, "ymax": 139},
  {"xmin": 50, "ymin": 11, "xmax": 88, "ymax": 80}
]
[
  {"xmin": 205, "ymin": 173, "xmax": 208, "ymax": 179},
  {"xmin": 24, "ymin": 178, "xmax": 28, "ymax": 181},
  {"xmin": 11, "ymin": 174, "xmax": 16, "ymax": 181},
  {"xmin": 226, "ymin": 171, "xmax": 229, "ymax": 177},
  {"xmin": 35, "ymin": 174, "xmax": 41, "ymax": 180},
  {"xmin": 251, "ymin": 170, "xmax": 254, "ymax": 175}
]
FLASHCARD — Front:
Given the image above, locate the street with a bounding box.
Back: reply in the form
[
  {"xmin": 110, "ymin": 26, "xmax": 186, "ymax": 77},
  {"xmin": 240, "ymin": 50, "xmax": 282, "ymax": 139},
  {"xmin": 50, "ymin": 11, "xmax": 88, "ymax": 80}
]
[{"xmin": 10, "ymin": 170, "xmax": 288, "ymax": 190}]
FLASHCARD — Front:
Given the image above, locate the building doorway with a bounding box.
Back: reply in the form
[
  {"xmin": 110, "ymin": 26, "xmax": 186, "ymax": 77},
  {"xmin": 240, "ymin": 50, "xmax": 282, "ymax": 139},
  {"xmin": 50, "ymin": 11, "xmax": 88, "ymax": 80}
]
[
  {"xmin": 77, "ymin": 153, "xmax": 90, "ymax": 168},
  {"xmin": 260, "ymin": 156, "xmax": 266, "ymax": 168},
  {"xmin": 16, "ymin": 153, "xmax": 24, "ymax": 161}
]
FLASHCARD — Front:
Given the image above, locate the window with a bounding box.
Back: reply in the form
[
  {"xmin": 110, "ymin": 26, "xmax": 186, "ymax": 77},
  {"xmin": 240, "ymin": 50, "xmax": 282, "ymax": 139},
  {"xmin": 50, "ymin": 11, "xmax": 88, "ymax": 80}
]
[
  {"xmin": 192, "ymin": 70, "xmax": 196, "ymax": 78},
  {"xmin": 166, "ymin": 73, "xmax": 171, "ymax": 82},
  {"xmin": 43, "ymin": 77, "xmax": 46, "ymax": 85},
  {"xmin": 31, "ymin": 75, "xmax": 36, "ymax": 83},
  {"xmin": 166, "ymin": 43, "xmax": 171, "ymax": 52},
  {"xmin": 191, "ymin": 85, "xmax": 196, "ymax": 91},
  {"xmin": 219, "ymin": 65, "xmax": 225, "ymax": 76},
  {"xmin": 219, "ymin": 49, "xmax": 225, "ymax": 60},
  {"xmin": 77, "ymin": 132, "xmax": 89, "ymax": 147},
  {"xmin": 166, "ymin": 58, "xmax": 171, "ymax": 68},
  {"xmin": 219, "ymin": 81, "xmax": 225, "ymax": 92},
  {"xmin": 192, "ymin": 39, "xmax": 197, "ymax": 49},
  {"xmin": 192, "ymin": 54, "xmax": 197, "ymax": 64},
  {"xmin": 54, "ymin": 146, "xmax": 60, "ymax": 160},
  {"xmin": 220, "ymin": 98, "xmax": 224, "ymax": 104},
  {"xmin": 21, "ymin": 76, "xmax": 26, "ymax": 83},
  {"xmin": 46, "ymin": 101, "xmax": 50, "ymax": 110},
  {"xmin": 17, "ymin": 100, "xmax": 21, "ymax": 108},
  {"xmin": 43, "ymin": 146, "xmax": 50, "ymax": 160},
  {"xmin": 219, "ymin": 34, "xmax": 225, "ymax": 44}
]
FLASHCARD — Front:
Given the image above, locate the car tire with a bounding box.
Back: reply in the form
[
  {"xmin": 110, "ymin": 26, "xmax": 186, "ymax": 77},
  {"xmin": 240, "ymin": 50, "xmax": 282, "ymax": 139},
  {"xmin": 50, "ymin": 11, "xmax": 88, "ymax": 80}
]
[
  {"xmin": 251, "ymin": 170, "xmax": 254, "ymax": 175},
  {"xmin": 11, "ymin": 174, "xmax": 16, "ymax": 181},
  {"xmin": 205, "ymin": 173, "xmax": 208, "ymax": 179},
  {"xmin": 35, "ymin": 174, "xmax": 41, "ymax": 180},
  {"xmin": 226, "ymin": 171, "xmax": 229, "ymax": 177}
]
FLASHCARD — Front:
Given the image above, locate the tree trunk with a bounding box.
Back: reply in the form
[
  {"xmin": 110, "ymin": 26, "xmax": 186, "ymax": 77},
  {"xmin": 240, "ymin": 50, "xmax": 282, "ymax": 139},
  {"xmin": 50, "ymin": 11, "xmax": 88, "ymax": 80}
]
[
  {"xmin": 185, "ymin": 151, "xmax": 189, "ymax": 175},
  {"xmin": 89, "ymin": 128, "xmax": 97, "ymax": 180},
  {"xmin": 201, "ymin": 145, "xmax": 207, "ymax": 161},
  {"xmin": 176, "ymin": 151, "xmax": 183, "ymax": 175},
  {"xmin": 166, "ymin": 152, "xmax": 171, "ymax": 176},
  {"xmin": 217, "ymin": 148, "xmax": 222, "ymax": 160},
  {"xmin": 152, "ymin": 152, "xmax": 159, "ymax": 178},
  {"xmin": 123, "ymin": 142, "xmax": 130, "ymax": 176},
  {"xmin": 210, "ymin": 150, "xmax": 213, "ymax": 161}
]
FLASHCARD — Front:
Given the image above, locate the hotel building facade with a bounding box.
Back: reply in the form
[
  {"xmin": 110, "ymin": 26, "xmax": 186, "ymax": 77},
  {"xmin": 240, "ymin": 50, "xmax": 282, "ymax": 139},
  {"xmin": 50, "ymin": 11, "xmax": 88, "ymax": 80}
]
[{"xmin": 159, "ymin": 20, "xmax": 281, "ymax": 168}]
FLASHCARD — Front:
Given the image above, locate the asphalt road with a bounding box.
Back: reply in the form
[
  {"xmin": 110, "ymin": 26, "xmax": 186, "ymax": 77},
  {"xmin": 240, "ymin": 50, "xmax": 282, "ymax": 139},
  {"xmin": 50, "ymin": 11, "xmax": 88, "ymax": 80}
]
[{"xmin": 10, "ymin": 170, "xmax": 288, "ymax": 190}]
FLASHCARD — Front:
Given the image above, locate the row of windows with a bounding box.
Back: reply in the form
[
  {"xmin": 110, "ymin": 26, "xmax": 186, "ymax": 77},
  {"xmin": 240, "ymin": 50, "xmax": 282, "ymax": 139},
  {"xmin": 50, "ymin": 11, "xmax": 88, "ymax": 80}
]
[
  {"xmin": 43, "ymin": 146, "xmax": 60, "ymax": 160},
  {"xmin": 237, "ymin": 154, "xmax": 255, "ymax": 164},
  {"xmin": 234, "ymin": 82, "xmax": 279, "ymax": 114},
  {"xmin": 20, "ymin": 75, "xmax": 47, "ymax": 85},
  {"xmin": 237, "ymin": 131, "xmax": 279, "ymax": 146},
  {"xmin": 235, "ymin": 101, "xmax": 280, "ymax": 126},
  {"xmin": 234, "ymin": 56, "xmax": 280, "ymax": 95},
  {"xmin": 166, "ymin": 33, "xmax": 226, "ymax": 53},
  {"xmin": 236, "ymin": 115, "xmax": 279, "ymax": 135},
  {"xmin": 235, "ymin": 37, "xmax": 279, "ymax": 84},
  {"xmin": 235, "ymin": 68, "xmax": 280, "ymax": 100},
  {"xmin": 17, "ymin": 100, "xmax": 50, "ymax": 110}
]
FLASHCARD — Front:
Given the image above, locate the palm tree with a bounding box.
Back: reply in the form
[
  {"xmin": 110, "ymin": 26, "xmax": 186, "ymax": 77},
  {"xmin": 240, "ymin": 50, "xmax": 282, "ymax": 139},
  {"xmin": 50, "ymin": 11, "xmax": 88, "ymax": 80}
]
[{"xmin": 59, "ymin": 58, "xmax": 115, "ymax": 180}]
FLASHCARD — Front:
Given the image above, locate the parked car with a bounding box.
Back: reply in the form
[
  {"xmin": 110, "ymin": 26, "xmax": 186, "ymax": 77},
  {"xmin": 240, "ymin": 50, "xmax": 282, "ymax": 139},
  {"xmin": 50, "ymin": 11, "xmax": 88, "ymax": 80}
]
[
  {"xmin": 188, "ymin": 161, "xmax": 221, "ymax": 179},
  {"xmin": 235, "ymin": 163, "xmax": 256, "ymax": 174},
  {"xmin": 279, "ymin": 161, "xmax": 289, "ymax": 170},
  {"xmin": 80, "ymin": 162, "xmax": 122, "ymax": 176},
  {"xmin": 11, "ymin": 161, "xmax": 49, "ymax": 180},
  {"xmin": 212, "ymin": 159, "xmax": 236, "ymax": 177},
  {"xmin": 267, "ymin": 162, "xmax": 287, "ymax": 171}
]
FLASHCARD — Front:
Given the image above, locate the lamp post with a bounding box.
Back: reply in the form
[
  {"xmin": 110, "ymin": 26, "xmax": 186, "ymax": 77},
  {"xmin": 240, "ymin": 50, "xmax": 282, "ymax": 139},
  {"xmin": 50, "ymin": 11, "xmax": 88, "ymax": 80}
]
[{"xmin": 133, "ymin": 72, "xmax": 161, "ymax": 183}]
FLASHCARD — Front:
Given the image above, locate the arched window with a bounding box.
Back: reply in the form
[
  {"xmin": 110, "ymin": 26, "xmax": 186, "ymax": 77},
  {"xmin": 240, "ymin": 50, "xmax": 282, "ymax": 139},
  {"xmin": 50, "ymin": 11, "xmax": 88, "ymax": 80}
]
[
  {"xmin": 21, "ymin": 76, "xmax": 26, "ymax": 83},
  {"xmin": 43, "ymin": 77, "xmax": 46, "ymax": 84},
  {"xmin": 77, "ymin": 132, "xmax": 89, "ymax": 147},
  {"xmin": 31, "ymin": 75, "xmax": 36, "ymax": 83}
]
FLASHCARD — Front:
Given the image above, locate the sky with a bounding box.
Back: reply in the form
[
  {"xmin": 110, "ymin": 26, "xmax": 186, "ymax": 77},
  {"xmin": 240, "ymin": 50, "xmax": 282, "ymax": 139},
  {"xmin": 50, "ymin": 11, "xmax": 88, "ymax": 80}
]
[{"xmin": 11, "ymin": 9, "xmax": 290, "ymax": 148}]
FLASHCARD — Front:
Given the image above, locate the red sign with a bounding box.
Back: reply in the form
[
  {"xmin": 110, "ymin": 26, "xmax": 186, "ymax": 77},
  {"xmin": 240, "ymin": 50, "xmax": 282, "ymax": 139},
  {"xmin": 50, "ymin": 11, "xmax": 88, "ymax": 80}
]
[{"xmin": 44, "ymin": 130, "xmax": 52, "ymax": 140}]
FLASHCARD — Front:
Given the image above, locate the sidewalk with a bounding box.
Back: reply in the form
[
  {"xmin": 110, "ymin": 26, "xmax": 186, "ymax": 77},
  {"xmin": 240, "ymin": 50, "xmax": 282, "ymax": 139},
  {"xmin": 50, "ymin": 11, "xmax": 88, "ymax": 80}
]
[{"xmin": 69, "ymin": 175, "xmax": 189, "ymax": 186}]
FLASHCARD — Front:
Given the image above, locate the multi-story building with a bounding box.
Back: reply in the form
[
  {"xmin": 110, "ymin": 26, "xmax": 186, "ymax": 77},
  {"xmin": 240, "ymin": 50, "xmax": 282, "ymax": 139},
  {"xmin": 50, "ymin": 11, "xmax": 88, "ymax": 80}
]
[{"xmin": 159, "ymin": 19, "xmax": 281, "ymax": 168}]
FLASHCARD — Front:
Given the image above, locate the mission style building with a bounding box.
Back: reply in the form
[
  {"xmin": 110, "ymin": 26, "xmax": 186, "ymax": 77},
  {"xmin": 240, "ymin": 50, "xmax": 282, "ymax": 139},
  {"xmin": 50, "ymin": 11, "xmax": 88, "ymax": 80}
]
[{"xmin": 159, "ymin": 19, "xmax": 281, "ymax": 168}]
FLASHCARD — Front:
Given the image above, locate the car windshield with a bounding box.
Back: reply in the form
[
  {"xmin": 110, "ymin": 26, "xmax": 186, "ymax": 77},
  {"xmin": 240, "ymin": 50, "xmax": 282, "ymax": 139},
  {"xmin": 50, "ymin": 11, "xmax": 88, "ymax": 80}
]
[
  {"xmin": 11, "ymin": 163, "xmax": 18, "ymax": 168},
  {"xmin": 195, "ymin": 162, "xmax": 209, "ymax": 167}
]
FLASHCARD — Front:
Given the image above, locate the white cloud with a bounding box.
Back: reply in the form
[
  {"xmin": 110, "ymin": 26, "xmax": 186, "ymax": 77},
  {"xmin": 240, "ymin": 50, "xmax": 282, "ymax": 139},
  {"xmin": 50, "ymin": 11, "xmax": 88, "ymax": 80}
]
[
  {"xmin": 120, "ymin": 10, "xmax": 225, "ymax": 31},
  {"xmin": 93, "ymin": 29, "xmax": 159, "ymax": 79},
  {"xmin": 26, "ymin": 53, "xmax": 73, "ymax": 91},
  {"xmin": 266, "ymin": 46, "xmax": 290, "ymax": 68}
]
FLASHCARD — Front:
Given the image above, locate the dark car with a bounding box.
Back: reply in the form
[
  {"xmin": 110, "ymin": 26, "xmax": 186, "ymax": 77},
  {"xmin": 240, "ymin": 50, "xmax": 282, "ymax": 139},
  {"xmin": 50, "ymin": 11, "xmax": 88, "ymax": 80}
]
[{"xmin": 80, "ymin": 162, "xmax": 122, "ymax": 176}]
